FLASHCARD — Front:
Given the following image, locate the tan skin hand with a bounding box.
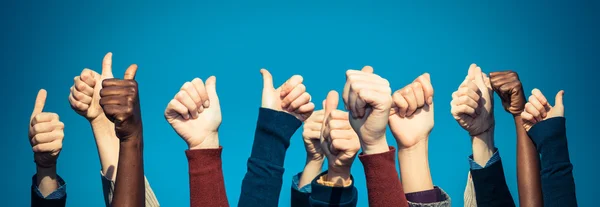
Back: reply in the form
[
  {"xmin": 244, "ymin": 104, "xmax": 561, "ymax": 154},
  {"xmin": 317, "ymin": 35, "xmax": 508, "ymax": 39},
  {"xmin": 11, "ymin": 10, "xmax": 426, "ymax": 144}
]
[
  {"xmin": 302, "ymin": 109, "xmax": 326, "ymax": 161},
  {"xmin": 70, "ymin": 52, "xmax": 115, "ymax": 125},
  {"xmin": 30, "ymin": 89, "xmax": 65, "ymax": 168},
  {"xmin": 260, "ymin": 69, "xmax": 315, "ymax": 121},
  {"xmin": 521, "ymin": 89, "xmax": 565, "ymax": 131},
  {"xmin": 451, "ymin": 64, "xmax": 494, "ymax": 136},
  {"xmin": 165, "ymin": 76, "xmax": 221, "ymax": 149},
  {"xmin": 389, "ymin": 73, "xmax": 434, "ymax": 149}
]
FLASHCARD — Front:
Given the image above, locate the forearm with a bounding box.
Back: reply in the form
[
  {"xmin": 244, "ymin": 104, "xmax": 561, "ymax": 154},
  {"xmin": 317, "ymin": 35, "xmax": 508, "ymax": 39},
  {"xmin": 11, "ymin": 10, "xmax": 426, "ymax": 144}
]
[
  {"xmin": 471, "ymin": 128, "xmax": 495, "ymax": 167},
  {"xmin": 397, "ymin": 139, "xmax": 433, "ymax": 193},
  {"xmin": 91, "ymin": 121, "xmax": 120, "ymax": 180},
  {"xmin": 515, "ymin": 116, "xmax": 543, "ymax": 207},
  {"xmin": 112, "ymin": 139, "xmax": 145, "ymax": 207},
  {"xmin": 298, "ymin": 160, "xmax": 323, "ymax": 188},
  {"xmin": 36, "ymin": 166, "xmax": 59, "ymax": 197}
]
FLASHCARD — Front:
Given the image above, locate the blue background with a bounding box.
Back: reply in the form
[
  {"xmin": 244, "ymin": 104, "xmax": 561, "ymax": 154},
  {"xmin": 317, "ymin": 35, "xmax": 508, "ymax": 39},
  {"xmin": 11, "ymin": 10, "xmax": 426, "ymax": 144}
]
[{"xmin": 1, "ymin": 0, "xmax": 598, "ymax": 206}]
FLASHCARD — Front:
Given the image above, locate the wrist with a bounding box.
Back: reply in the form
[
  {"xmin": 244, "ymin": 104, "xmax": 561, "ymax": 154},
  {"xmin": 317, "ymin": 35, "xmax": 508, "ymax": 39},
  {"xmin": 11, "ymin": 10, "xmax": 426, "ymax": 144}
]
[
  {"xmin": 189, "ymin": 132, "xmax": 220, "ymax": 150},
  {"xmin": 36, "ymin": 165, "xmax": 57, "ymax": 177},
  {"xmin": 397, "ymin": 139, "xmax": 434, "ymax": 193},
  {"xmin": 326, "ymin": 166, "xmax": 351, "ymax": 186},
  {"xmin": 360, "ymin": 135, "xmax": 389, "ymax": 155},
  {"xmin": 120, "ymin": 137, "xmax": 143, "ymax": 150},
  {"xmin": 471, "ymin": 127, "xmax": 495, "ymax": 166}
]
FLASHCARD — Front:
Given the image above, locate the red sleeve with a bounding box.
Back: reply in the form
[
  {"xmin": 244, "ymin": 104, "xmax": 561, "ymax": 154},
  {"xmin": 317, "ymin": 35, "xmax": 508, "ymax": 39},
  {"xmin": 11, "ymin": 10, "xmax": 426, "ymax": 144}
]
[
  {"xmin": 358, "ymin": 146, "xmax": 409, "ymax": 207},
  {"xmin": 186, "ymin": 147, "xmax": 229, "ymax": 207}
]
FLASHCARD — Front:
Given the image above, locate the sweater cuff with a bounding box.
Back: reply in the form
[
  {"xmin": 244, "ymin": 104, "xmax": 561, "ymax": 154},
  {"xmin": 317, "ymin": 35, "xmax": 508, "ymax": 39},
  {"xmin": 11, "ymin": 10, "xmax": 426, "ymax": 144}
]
[
  {"xmin": 528, "ymin": 117, "xmax": 567, "ymax": 152},
  {"xmin": 250, "ymin": 108, "xmax": 302, "ymax": 164},
  {"xmin": 310, "ymin": 171, "xmax": 358, "ymax": 205},
  {"xmin": 186, "ymin": 147, "xmax": 223, "ymax": 173},
  {"xmin": 405, "ymin": 187, "xmax": 442, "ymax": 203}
]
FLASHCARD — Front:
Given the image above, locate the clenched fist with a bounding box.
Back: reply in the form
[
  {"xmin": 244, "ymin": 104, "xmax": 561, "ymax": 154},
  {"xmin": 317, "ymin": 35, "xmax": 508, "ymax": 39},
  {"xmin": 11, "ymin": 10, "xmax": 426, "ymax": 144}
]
[
  {"xmin": 165, "ymin": 76, "xmax": 220, "ymax": 149},
  {"xmin": 320, "ymin": 91, "xmax": 360, "ymax": 178},
  {"xmin": 302, "ymin": 108, "xmax": 325, "ymax": 162},
  {"xmin": 490, "ymin": 71, "xmax": 526, "ymax": 115},
  {"xmin": 69, "ymin": 53, "xmax": 115, "ymax": 125},
  {"xmin": 521, "ymin": 89, "xmax": 565, "ymax": 131},
  {"xmin": 342, "ymin": 66, "xmax": 391, "ymax": 154},
  {"xmin": 451, "ymin": 64, "xmax": 495, "ymax": 136},
  {"xmin": 389, "ymin": 73, "xmax": 434, "ymax": 149},
  {"xmin": 260, "ymin": 69, "xmax": 315, "ymax": 121},
  {"xmin": 99, "ymin": 64, "xmax": 142, "ymax": 141},
  {"xmin": 29, "ymin": 89, "xmax": 64, "ymax": 168}
]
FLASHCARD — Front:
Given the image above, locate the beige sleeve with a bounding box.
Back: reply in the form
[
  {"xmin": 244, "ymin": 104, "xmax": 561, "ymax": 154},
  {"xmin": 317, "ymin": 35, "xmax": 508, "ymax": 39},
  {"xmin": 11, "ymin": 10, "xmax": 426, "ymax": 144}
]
[
  {"xmin": 464, "ymin": 171, "xmax": 477, "ymax": 207},
  {"xmin": 101, "ymin": 171, "xmax": 160, "ymax": 207}
]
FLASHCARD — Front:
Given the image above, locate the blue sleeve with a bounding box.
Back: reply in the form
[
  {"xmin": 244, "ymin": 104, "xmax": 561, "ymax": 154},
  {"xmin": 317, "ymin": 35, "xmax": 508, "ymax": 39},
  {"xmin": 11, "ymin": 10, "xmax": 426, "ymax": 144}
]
[
  {"xmin": 468, "ymin": 148, "xmax": 501, "ymax": 170},
  {"xmin": 528, "ymin": 117, "xmax": 577, "ymax": 207},
  {"xmin": 239, "ymin": 108, "xmax": 302, "ymax": 207},
  {"xmin": 308, "ymin": 171, "xmax": 358, "ymax": 207},
  {"xmin": 31, "ymin": 174, "xmax": 67, "ymax": 207},
  {"xmin": 469, "ymin": 151, "xmax": 516, "ymax": 207},
  {"xmin": 291, "ymin": 172, "xmax": 312, "ymax": 207}
]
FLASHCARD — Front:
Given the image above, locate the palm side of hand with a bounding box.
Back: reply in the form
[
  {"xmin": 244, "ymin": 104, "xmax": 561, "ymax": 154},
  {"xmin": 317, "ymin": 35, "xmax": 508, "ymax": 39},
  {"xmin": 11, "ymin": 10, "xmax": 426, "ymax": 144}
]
[{"xmin": 389, "ymin": 104, "xmax": 434, "ymax": 148}]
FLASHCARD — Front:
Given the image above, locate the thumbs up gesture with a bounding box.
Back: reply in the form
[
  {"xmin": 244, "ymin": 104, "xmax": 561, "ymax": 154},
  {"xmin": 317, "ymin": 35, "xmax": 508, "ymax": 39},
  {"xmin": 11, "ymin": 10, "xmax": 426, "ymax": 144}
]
[
  {"xmin": 451, "ymin": 64, "xmax": 495, "ymax": 136},
  {"xmin": 260, "ymin": 69, "xmax": 315, "ymax": 122},
  {"xmin": 489, "ymin": 71, "xmax": 526, "ymax": 115},
  {"xmin": 342, "ymin": 66, "xmax": 391, "ymax": 154},
  {"xmin": 99, "ymin": 64, "xmax": 142, "ymax": 141},
  {"xmin": 320, "ymin": 91, "xmax": 360, "ymax": 184},
  {"xmin": 389, "ymin": 73, "xmax": 435, "ymax": 149},
  {"xmin": 69, "ymin": 53, "xmax": 115, "ymax": 125},
  {"xmin": 29, "ymin": 89, "xmax": 64, "ymax": 168},
  {"xmin": 521, "ymin": 89, "xmax": 565, "ymax": 131},
  {"xmin": 165, "ymin": 76, "xmax": 221, "ymax": 149}
]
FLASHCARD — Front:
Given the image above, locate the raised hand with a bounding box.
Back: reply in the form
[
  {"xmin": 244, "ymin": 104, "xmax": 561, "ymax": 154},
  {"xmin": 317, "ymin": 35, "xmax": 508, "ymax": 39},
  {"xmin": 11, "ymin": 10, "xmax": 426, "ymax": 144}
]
[
  {"xmin": 302, "ymin": 108, "xmax": 325, "ymax": 162},
  {"xmin": 521, "ymin": 89, "xmax": 565, "ymax": 131},
  {"xmin": 99, "ymin": 64, "xmax": 142, "ymax": 141},
  {"xmin": 320, "ymin": 91, "xmax": 360, "ymax": 184},
  {"xmin": 260, "ymin": 69, "xmax": 314, "ymax": 121},
  {"xmin": 389, "ymin": 73, "xmax": 434, "ymax": 149},
  {"xmin": 490, "ymin": 71, "xmax": 526, "ymax": 115},
  {"xmin": 342, "ymin": 66, "xmax": 391, "ymax": 154},
  {"xmin": 451, "ymin": 64, "xmax": 495, "ymax": 136},
  {"xmin": 29, "ymin": 89, "xmax": 64, "ymax": 168},
  {"xmin": 69, "ymin": 53, "xmax": 115, "ymax": 124},
  {"xmin": 165, "ymin": 76, "xmax": 220, "ymax": 149}
]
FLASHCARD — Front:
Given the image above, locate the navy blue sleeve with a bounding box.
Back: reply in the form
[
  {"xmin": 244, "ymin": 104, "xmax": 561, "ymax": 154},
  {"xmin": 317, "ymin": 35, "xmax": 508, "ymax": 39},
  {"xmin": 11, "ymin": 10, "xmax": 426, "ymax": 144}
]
[
  {"xmin": 238, "ymin": 108, "xmax": 302, "ymax": 207},
  {"xmin": 528, "ymin": 117, "xmax": 577, "ymax": 207},
  {"xmin": 31, "ymin": 174, "xmax": 67, "ymax": 207},
  {"xmin": 291, "ymin": 172, "xmax": 312, "ymax": 207},
  {"xmin": 470, "ymin": 155, "xmax": 516, "ymax": 207},
  {"xmin": 308, "ymin": 171, "xmax": 358, "ymax": 207}
]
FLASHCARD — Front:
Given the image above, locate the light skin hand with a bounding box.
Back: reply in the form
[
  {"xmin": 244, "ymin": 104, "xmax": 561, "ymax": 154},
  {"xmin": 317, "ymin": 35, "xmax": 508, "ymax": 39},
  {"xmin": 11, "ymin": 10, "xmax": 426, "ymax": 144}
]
[
  {"xmin": 299, "ymin": 108, "xmax": 325, "ymax": 188},
  {"xmin": 342, "ymin": 66, "xmax": 391, "ymax": 155},
  {"xmin": 389, "ymin": 73, "xmax": 434, "ymax": 149},
  {"xmin": 260, "ymin": 69, "xmax": 315, "ymax": 121},
  {"xmin": 321, "ymin": 91, "xmax": 361, "ymax": 186},
  {"xmin": 521, "ymin": 89, "xmax": 565, "ymax": 131},
  {"xmin": 30, "ymin": 89, "xmax": 64, "ymax": 197},
  {"xmin": 165, "ymin": 76, "xmax": 220, "ymax": 150},
  {"xmin": 68, "ymin": 52, "xmax": 119, "ymax": 180},
  {"xmin": 451, "ymin": 64, "xmax": 495, "ymax": 166}
]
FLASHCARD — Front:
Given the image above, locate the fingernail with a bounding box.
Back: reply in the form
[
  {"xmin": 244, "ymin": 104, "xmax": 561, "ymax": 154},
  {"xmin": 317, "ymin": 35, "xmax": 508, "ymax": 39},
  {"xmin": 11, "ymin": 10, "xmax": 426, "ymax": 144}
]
[
  {"xmin": 427, "ymin": 97, "xmax": 433, "ymax": 105},
  {"xmin": 203, "ymin": 100, "xmax": 210, "ymax": 108}
]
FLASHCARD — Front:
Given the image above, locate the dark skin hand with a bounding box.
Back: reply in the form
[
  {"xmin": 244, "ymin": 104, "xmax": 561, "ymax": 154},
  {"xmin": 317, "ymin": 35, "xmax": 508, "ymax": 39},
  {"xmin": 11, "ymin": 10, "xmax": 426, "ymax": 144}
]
[
  {"xmin": 100, "ymin": 64, "xmax": 145, "ymax": 207},
  {"xmin": 490, "ymin": 71, "xmax": 542, "ymax": 207}
]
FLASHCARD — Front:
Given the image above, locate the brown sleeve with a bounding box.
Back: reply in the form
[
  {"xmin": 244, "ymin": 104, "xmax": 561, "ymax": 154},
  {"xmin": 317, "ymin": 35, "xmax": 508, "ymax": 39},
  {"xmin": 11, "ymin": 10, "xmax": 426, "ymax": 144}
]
[
  {"xmin": 515, "ymin": 116, "xmax": 543, "ymax": 207},
  {"xmin": 186, "ymin": 147, "xmax": 229, "ymax": 207},
  {"xmin": 358, "ymin": 146, "xmax": 409, "ymax": 207},
  {"xmin": 112, "ymin": 140, "xmax": 145, "ymax": 207}
]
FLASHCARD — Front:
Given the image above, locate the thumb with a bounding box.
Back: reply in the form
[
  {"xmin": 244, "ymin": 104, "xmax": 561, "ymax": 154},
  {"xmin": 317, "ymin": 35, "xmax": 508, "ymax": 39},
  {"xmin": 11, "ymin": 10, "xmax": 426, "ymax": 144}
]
[
  {"xmin": 205, "ymin": 76, "xmax": 219, "ymax": 101},
  {"xmin": 324, "ymin": 90, "xmax": 339, "ymax": 115},
  {"xmin": 31, "ymin": 89, "xmax": 47, "ymax": 119},
  {"xmin": 260, "ymin": 69, "xmax": 274, "ymax": 90},
  {"xmin": 554, "ymin": 90, "xmax": 565, "ymax": 108},
  {"xmin": 124, "ymin": 64, "xmax": 138, "ymax": 80},
  {"xmin": 102, "ymin": 52, "xmax": 114, "ymax": 78},
  {"xmin": 361, "ymin": 65, "xmax": 374, "ymax": 73}
]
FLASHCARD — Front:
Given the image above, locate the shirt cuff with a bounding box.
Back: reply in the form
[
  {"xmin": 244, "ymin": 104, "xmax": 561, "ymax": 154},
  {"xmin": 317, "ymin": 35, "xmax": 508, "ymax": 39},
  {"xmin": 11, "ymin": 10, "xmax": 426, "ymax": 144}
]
[
  {"xmin": 32, "ymin": 174, "xmax": 67, "ymax": 199},
  {"xmin": 292, "ymin": 172, "xmax": 312, "ymax": 193},
  {"xmin": 405, "ymin": 186, "xmax": 442, "ymax": 203},
  {"xmin": 468, "ymin": 148, "xmax": 500, "ymax": 170}
]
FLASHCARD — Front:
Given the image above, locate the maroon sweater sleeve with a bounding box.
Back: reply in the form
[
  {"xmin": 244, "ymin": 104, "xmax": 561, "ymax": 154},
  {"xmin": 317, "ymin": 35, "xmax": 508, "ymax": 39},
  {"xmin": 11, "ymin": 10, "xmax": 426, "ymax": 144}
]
[
  {"xmin": 358, "ymin": 146, "xmax": 409, "ymax": 207},
  {"xmin": 186, "ymin": 147, "xmax": 230, "ymax": 207}
]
